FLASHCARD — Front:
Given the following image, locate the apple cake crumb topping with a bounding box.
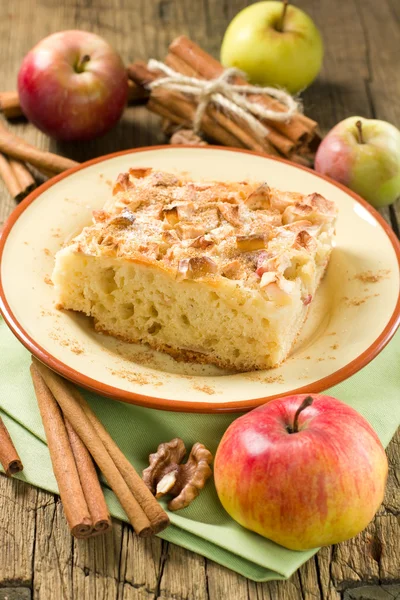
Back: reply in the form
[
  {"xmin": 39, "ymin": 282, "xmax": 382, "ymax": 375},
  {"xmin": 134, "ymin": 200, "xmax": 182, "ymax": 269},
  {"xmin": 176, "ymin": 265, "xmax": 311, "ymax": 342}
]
[{"xmin": 74, "ymin": 168, "xmax": 337, "ymax": 295}]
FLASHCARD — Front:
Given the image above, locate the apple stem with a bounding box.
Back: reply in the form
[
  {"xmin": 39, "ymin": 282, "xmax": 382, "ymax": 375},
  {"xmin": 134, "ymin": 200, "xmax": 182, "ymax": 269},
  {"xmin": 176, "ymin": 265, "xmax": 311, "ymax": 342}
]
[
  {"xmin": 276, "ymin": 0, "xmax": 289, "ymax": 32},
  {"xmin": 290, "ymin": 396, "xmax": 314, "ymax": 433},
  {"xmin": 356, "ymin": 120, "xmax": 365, "ymax": 144},
  {"xmin": 76, "ymin": 54, "xmax": 91, "ymax": 73}
]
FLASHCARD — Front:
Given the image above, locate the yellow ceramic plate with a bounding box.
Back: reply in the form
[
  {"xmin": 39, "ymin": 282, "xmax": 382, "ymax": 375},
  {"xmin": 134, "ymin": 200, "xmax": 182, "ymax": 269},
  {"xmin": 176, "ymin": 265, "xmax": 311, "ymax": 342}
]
[{"xmin": 1, "ymin": 146, "xmax": 399, "ymax": 412}]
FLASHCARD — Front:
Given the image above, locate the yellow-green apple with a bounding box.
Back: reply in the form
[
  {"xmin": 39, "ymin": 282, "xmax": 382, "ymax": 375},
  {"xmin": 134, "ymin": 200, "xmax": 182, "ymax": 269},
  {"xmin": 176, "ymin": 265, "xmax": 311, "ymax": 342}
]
[
  {"xmin": 315, "ymin": 117, "xmax": 400, "ymax": 208},
  {"xmin": 220, "ymin": 1, "xmax": 323, "ymax": 94},
  {"xmin": 18, "ymin": 31, "xmax": 128, "ymax": 141},
  {"xmin": 214, "ymin": 395, "xmax": 388, "ymax": 551}
]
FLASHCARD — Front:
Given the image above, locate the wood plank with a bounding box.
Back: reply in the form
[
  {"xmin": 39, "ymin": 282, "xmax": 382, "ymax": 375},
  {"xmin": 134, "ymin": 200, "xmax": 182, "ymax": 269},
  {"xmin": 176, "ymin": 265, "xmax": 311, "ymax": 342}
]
[
  {"xmin": 32, "ymin": 491, "xmax": 74, "ymax": 600},
  {"xmin": 0, "ymin": 0, "xmax": 399, "ymax": 599},
  {"xmin": 344, "ymin": 585, "xmax": 400, "ymax": 600},
  {"xmin": 298, "ymin": 557, "xmax": 326, "ymax": 600},
  {"xmin": 249, "ymin": 572, "xmax": 305, "ymax": 600},
  {"xmin": 355, "ymin": 0, "xmax": 400, "ymax": 125},
  {"xmin": 354, "ymin": 0, "xmax": 400, "ymax": 232},
  {"xmin": 379, "ymin": 207, "xmax": 393, "ymax": 228},
  {"xmin": 389, "ymin": 205, "xmax": 399, "ymax": 238},
  {"xmin": 70, "ymin": 521, "xmax": 121, "ymax": 600},
  {"xmin": 0, "ymin": 589, "xmax": 32, "ymax": 600},
  {"xmin": 315, "ymin": 547, "xmax": 342, "ymax": 600},
  {"xmin": 386, "ymin": 0, "xmax": 400, "ymax": 24},
  {"xmin": 383, "ymin": 433, "xmax": 400, "ymax": 517},
  {"xmin": 117, "ymin": 526, "xmax": 163, "ymax": 599},
  {"xmin": 300, "ymin": 0, "xmax": 372, "ymax": 134},
  {"xmin": 156, "ymin": 544, "xmax": 208, "ymax": 600},
  {"xmin": 206, "ymin": 561, "xmax": 250, "ymax": 600},
  {"xmin": 0, "ymin": 475, "xmax": 37, "ymax": 587}
]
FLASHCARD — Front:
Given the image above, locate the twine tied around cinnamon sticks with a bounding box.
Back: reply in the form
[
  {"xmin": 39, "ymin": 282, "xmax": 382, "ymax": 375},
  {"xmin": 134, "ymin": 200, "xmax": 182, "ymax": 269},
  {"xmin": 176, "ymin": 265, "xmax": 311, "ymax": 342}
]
[{"xmin": 147, "ymin": 59, "xmax": 300, "ymax": 145}]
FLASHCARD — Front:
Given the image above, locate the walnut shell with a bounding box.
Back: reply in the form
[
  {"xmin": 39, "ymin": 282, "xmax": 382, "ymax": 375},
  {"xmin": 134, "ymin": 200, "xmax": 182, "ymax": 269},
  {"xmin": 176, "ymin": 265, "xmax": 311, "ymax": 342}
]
[{"xmin": 142, "ymin": 438, "xmax": 213, "ymax": 511}]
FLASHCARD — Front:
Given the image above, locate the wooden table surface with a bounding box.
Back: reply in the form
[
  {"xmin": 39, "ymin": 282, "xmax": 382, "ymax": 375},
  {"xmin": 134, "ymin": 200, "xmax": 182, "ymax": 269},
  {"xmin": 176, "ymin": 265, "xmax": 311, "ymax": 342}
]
[{"xmin": 0, "ymin": 1, "xmax": 399, "ymax": 599}]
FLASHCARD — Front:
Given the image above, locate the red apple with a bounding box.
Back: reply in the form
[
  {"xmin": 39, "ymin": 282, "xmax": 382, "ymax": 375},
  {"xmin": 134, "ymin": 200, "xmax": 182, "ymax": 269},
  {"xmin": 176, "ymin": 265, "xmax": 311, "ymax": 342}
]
[
  {"xmin": 18, "ymin": 30, "xmax": 128, "ymax": 141},
  {"xmin": 214, "ymin": 395, "xmax": 388, "ymax": 550},
  {"xmin": 315, "ymin": 117, "xmax": 400, "ymax": 208}
]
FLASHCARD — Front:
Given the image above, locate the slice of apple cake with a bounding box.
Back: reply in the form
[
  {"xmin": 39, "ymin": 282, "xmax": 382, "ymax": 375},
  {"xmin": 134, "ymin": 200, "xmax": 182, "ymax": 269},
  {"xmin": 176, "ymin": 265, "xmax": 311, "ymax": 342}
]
[{"xmin": 52, "ymin": 167, "xmax": 337, "ymax": 371}]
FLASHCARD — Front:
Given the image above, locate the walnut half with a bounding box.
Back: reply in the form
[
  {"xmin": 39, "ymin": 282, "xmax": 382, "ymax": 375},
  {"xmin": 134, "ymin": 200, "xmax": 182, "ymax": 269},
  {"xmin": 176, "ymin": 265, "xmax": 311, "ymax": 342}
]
[{"xmin": 142, "ymin": 438, "xmax": 213, "ymax": 511}]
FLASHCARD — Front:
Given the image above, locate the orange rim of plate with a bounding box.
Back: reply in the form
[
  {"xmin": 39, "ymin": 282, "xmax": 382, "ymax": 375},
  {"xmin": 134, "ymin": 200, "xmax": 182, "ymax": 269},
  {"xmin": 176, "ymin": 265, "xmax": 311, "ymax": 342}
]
[{"xmin": 0, "ymin": 145, "xmax": 399, "ymax": 413}]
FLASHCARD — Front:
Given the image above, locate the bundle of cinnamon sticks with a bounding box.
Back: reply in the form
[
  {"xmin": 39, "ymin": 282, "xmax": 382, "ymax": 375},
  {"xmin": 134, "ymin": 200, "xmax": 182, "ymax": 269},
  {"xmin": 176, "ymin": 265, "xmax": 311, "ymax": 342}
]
[
  {"xmin": 0, "ymin": 91, "xmax": 22, "ymax": 119},
  {"xmin": 127, "ymin": 36, "xmax": 319, "ymax": 166},
  {"xmin": 30, "ymin": 359, "xmax": 169, "ymax": 539}
]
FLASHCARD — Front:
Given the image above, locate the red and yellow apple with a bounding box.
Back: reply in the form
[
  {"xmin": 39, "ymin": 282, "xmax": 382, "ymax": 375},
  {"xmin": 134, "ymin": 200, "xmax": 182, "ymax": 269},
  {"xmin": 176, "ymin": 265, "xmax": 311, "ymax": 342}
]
[
  {"xmin": 315, "ymin": 117, "xmax": 400, "ymax": 208},
  {"xmin": 18, "ymin": 30, "xmax": 128, "ymax": 141},
  {"xmin": 220, "ymin": 1, "xmax": 323, "ymax": 94},
  {"xmin": 214, "ymin": 394, "xmax": 388, "ymax": 551}
]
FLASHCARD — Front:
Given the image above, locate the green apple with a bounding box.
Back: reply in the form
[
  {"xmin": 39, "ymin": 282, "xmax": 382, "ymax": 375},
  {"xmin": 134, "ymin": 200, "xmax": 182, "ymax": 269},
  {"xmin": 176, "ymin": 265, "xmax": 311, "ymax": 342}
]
[
  {"xmin": 220, "ymin": 1, "xmax": 323, "ymax": 94},
  {"xmin": 315, "ymin": 117, "xmax": 400, "ymax": 208}
]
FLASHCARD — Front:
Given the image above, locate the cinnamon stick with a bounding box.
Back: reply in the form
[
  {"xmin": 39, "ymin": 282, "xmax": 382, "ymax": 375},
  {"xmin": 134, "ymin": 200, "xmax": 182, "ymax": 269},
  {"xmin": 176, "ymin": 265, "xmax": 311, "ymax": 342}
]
[
  {"xmin": 0, "ymin": 152, "xmax": 35, "ymax": 200},
  {"xmin": 0, "ymin": 417, "xmax": 23, "ymax": 476},
  {"xmin": 9, "ymin": 159, "xmax": 35, "ymax": 195},
  {"xmin": 31, "ymin": 359, "xmax": 157, "ymax": 537},
  {"xmin": 164, "ymin": 53, "xmax": 201, "ymax": 78},
  {"xmin": 0, "ymin": 153, "xmax": 25, "ymax": 200},
  {"xmin": 209, "ymin": 102, "xmax": 278, "ymax": 154},
  {"xmin": 148, "ymin": 95, "xmax": 245, "ymax": 149},
  {"xmin": 70, "ymin": 386, "xmax": 170, "ymax": 534},
  {"xmin": 65, "ymin": 419, "xmax": 112, "ymax": 534},
  {"xmin": 127, "ymin": 79, "xmax": 149, "ymax": 104},
  {"xmin": 128, "ymin": 61, "xmax": 159, "ymax": 87},
  {"xmin": 0, "ymin": 91, "xmax": 23, "ymax": 119},
  {"xmin": 30, "ymin": 365, "xmax": 93, "ymax": 538},
  {"xmin": 148, "ymin": 97, "xmax": 190, "ymax": 128},
  {"xmin": 169, "ymin": 36, "xmax": 317, "ymax": 143},
  {"xmin": 0, "ymin": 121, "xmax": 78, "ymax": 174},
  {"xmin": 159, "ymin": 91, "xmax": 263, "ymax": 151},
  {"xmin": 165, "ymin": 52, "xmax": 294, "ymax": 156}
]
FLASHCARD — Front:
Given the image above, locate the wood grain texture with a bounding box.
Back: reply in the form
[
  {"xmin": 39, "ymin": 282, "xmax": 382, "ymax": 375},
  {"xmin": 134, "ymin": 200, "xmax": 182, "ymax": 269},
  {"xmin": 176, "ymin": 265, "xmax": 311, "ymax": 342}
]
[{"xmin": 0, "ymin": 0, "xmax": 399, "ymax": 599}]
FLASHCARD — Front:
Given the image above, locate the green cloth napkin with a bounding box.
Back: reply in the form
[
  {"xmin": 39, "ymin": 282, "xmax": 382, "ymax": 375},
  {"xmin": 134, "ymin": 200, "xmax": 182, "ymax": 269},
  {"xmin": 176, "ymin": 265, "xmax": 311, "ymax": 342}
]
[{"xmin": 0, "ymin": 316, "xmax": 399, "ymax": 582}]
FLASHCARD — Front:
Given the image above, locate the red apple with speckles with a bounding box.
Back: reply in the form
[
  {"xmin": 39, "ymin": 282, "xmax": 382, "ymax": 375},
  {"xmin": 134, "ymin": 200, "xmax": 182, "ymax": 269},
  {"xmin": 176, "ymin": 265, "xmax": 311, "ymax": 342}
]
[
  {"xmin": 18, "ymin": 30, "xmax": 128, "ymax": 141},
  {"xmin": 315, "ymin": 117, "xmax": 400, "ymax": 208},
  {"xmin": 214, "ymin": 395, "xmax": 388, "ymax": 550}
]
